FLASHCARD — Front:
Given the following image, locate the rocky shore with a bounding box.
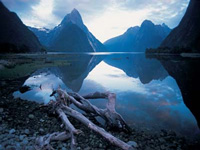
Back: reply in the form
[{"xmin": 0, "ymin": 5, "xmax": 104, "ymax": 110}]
[{"xmin": 0, "ymin": 78, "xmax": 200, "ymax": 150}]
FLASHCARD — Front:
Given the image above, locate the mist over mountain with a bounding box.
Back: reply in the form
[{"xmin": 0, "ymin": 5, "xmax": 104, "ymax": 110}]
[
  {"xmin": 160, "ymin": 0, "xmax": 200, "ymax": 53},
  {"xmin": 0, "ymin": 2, "xmax": 43, "ymax": 53},
  {"xmin": 104, "ymin": 20, "xmax": 171, "ymax": 52},
  {"xmin": 29, "ymin": 9, "xmax": 106, "ymax": 52}
]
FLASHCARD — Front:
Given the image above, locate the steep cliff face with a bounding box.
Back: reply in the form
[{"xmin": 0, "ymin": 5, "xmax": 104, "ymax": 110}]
[
  {"xmin": 104, "ymin": 20, "xmax": 171, "ymax": 52},
  {"xmin": 50, "ymin": 23, "xmax": 94, "ymax": 52},
  {"xmin": 161, "ymin": 0, "xmax": 200, "ymax": 52},
  {"xmin": 30, "ymin": 9, "xmax": 106, "ymax": 52},
  {"xmin": 0, "ymin": 2, "xmax": 43, "ymax": 53},
  {"xmin": 159, "ymin": 57, "xmax": 200, "ymax": 128}
]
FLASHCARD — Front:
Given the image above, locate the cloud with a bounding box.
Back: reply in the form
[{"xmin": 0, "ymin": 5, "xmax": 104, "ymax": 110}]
[
  {"xmin": 26, "ymin": 0, "xmax": 59, "ymax": 28},
  {"xmin": 1, "ymin": 0, "xmax": 190, "ymax": 41},
  {"xmin": 1, "ymin": 0, "xmax": 39, "ymax": 15},
  {"xmin": 52, "ymin": 0, "xmax": 113, "ymax": 23}
]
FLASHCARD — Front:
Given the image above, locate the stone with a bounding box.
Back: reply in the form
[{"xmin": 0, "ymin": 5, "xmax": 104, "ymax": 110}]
[
  {"xmin": 9, "ymin": 129, "xmax": 16, "ymax": 134},
  {"xmin": 158, "ymin": 138, "xmax": 166, "ymax": 143},
  {"xmin": 5, "ymin": 145, "xmax": 16, "ymax": 150},
  {"xmin": 24, "ymin": 129, "xmax": 30, "ymax": 135},
  {"xmin": 19, "ymin": 135, "xmax": 24, "ymax": 141},
  {"xmin": 40, "ymin": 119, "xmax": 44, "ymax": 122},
  {"xmin": 0, "ymin": 108, "xmax": 4, "ymax": 113},
  {"xmin": 99, "ymin": 143, "xmax": 102, "ymax": 148},
  {"xmin": 160, "ymin": 145, "xmax": 166, "ymax": 150},
  {"xmin": 39, "ymin": 128, "xmax": 44, "ymax": 133},
  {"xmin": 0, "ymin": 144, "xmax": 5, "ymax": 150},
  {"xmin": 22, "ymin": 139, "xmax": 28, "ymax": 145},
  {"xmin": 84, "ymin": 147, "xmax": 90, "ymax": 150},
  {"xmin": 27, "ymin": 146, "xmax": 34, "ymax": 150},
  {"xmin": 127, "ymin": 141, "xmax": 138, "ymax": 148},
  {"xmin": 28, "ymin": 114, "xmax": 34, "ymax": 119},
  {"xmin": 61, "ymin": 147, "xmax": 67, "ymax": 150}
]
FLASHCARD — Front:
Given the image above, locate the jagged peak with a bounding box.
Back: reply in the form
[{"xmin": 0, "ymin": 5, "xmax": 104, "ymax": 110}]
[
  {"xmin": 126, "ymin": 26, "xmax": 140, "ymax": 33},
  {"xmin": 141, "ymin": 20, "xmax": 154, "ymax": 27},
  {"xmin": 71, "ymin": 8, "xmax": 80, "ymax": 15},
  {"xmin": 61, "ymin": 8, "xmax": 83, "ymax": 27},
  {"xmin": 161, "ymin": 23, "xmax": 170, "ymax": 29}
]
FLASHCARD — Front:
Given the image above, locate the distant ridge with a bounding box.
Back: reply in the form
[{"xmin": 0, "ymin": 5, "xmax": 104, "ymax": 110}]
[{"xmin": 104, "ymin": 20, "xmax": 171, "ymax": 52}]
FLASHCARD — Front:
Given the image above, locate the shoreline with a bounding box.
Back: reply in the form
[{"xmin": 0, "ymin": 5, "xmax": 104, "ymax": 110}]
[{"xmin": 0, "ymin": 78, "xmax": 200, "ymax": 150}]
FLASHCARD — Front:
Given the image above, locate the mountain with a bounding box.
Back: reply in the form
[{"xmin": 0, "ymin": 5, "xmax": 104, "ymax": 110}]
[
  {"xmin": 28, "ymin": 27, "xmax": 50, "ymax": 47},
  {"xmin": 0, "ymin": 2, "xmax": 43, "ymax": 53},
  {"xmin": 155, "ymin": 56, "xmax": 200, "ymax": 128},
  {"xmin": 104, "ymin": 20, "xmax": 171, "ymax": 52},
  {"xmin": 160, "ymin": 0, "xmax": 200, "ymax": 53},
  {"xmin": 104, "ymin": 54, "xmax": 168, "ymax": 84},
  {"xmin": 29, "ymin": 9, "xmax": 106, "ymax": 52}
]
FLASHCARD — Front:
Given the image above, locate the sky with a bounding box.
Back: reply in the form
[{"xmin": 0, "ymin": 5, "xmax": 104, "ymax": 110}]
[{"xmin": 2, "ymin": 0, "xmax": 190, "ymax": 42}]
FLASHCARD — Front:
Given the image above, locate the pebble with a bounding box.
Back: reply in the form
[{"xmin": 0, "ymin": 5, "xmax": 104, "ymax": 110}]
[
  {"xmin": 0, "ymin": 144, "xmax": 4, "ymax": 150},
  {"xmin": 40, "ymin": 119, "xmax": 44, "ymax": 122},
  {"xmin": 19, "ymin": 135, "xmax": 24, "ymax": 141},
  {"xmin": 39, "ymin": 128, "xmax": 44, "ymax": 133},
  {"xmin": 22, "ymin": 139, "xmax": 28, "ymax": 145},
  {"xmin": 24, "ymin": 129, "xmax": 30, "ymax": 135},
  {"xmin": 9, "ymin": 129, "xmax": 16, "ymax": 134},
  {"xmin": 0, "ymin": 108, "xmax": 4, "ymax": 113},
  {"xmin": 159, "ymin": 137, "xmax": 165, "ymax": 143},
  {"xmin": 5, "ymin": 145, "xmax": 16, "ymax": 150},
  {"xmin": 61, "ymin": 147, "xmax": 67, "ymax": 150},
  {"xmin": 127, "ymin": 141, "xmax": 138, "ymax": 148},
  {"xmin": 99, "ymin": 143, "xmax": 103, "ymax": 148},
  {"xmin": 28, "ymin": 114, "xmax": 34, "ymax": 119}
]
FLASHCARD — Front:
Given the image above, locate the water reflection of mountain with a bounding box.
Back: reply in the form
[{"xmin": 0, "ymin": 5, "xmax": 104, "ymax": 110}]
[
  {"xmin": 104, "ymin": 54, "xmax": 168, "ymax": 84},
  {"xmin": 153, "ymin": 56, "xmax": 200, "ymax": 128},
  {"xmin": 55, "ymin": 54, "xmax": 104, "ymax": 92}
]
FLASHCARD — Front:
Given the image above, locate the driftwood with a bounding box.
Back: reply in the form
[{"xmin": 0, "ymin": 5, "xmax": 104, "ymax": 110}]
[{"xmin": 35, "ymin": 88, "xmax": 137, "ymax": 150}]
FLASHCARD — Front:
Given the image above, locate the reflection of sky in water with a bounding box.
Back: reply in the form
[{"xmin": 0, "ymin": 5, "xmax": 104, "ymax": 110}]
[
  {"xmin": 14, "ymin": 60, "xmax": 199, "ymax": 137},
  {"xmin": 82, "ymin": 61, "xmax": 146, "ymax": 93},
  {"xmin": 13, "ymin": 73, "xmax": 67, "ymax": 104},
  {"xmin": 80, "ymin": 62, "xmax": 199, "ymax": 136}
]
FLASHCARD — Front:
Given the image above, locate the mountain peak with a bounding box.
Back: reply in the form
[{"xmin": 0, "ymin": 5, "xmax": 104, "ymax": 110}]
[
  {"xmin": 161, "ymin": 23, "xmax": 169, "ymax": 28},
  {"xmin": 71, "ymin": 8, "xmax": 80, "ymax": 15},
  {"xmin": 126, "ymin": 26, "xmax": 140, "ymax": 33},
  {"xmin": 61, "ymin": 8, "xmax": 84, "ymax": 29},
  {"xmin": 141, "ymin": 20, "xmax": 154, "ymax": 27}
]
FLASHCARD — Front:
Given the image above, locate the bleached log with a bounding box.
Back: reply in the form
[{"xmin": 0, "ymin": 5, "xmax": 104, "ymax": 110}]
[
  {"xmin": 56, "ymin": 108, "xmax": 81, "ymax": 150},
  {"xmin": 35, "ymin": 132, "xmax": 71, "ymax": 150},
  {"xmin": 62, "ymin": 104, "xmax": 135, "ymax": 150},
  {"xmin": 63, "ymin": 90, "xmax": 130, "ymax": 131},
  {"xmin": 35, "ymin": 88, "xmax": 137, "ymax": 150}
]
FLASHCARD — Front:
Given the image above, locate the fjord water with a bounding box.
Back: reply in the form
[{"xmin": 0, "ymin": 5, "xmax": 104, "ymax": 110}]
[{"xmin": 13, "ymin": 53, "xmax": 200, "ymax": 138}]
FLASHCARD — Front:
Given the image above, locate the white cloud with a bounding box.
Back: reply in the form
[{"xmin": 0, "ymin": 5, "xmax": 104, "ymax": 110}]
[
  {"xmin": 2, "ymin": 0, "xmax": 190, "ymax": 42},
  {"xmin": 22, "ymin": 0, "xmax": 59, "ymax": 28},
  {"xmin": 85, "ymin": 7, "xmax": 151, "ymax": 42}
]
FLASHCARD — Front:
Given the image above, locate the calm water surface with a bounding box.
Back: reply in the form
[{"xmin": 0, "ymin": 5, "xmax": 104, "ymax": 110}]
[{"xmin": 12, "ymin": 53, "xmax": 200, "ymax": 137}]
